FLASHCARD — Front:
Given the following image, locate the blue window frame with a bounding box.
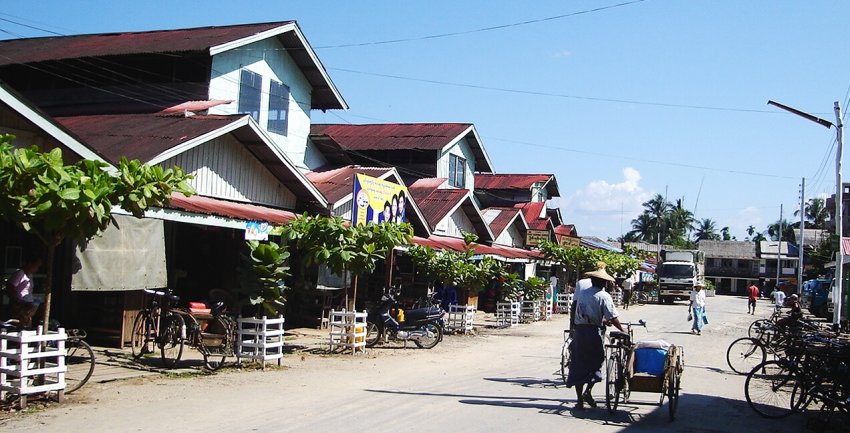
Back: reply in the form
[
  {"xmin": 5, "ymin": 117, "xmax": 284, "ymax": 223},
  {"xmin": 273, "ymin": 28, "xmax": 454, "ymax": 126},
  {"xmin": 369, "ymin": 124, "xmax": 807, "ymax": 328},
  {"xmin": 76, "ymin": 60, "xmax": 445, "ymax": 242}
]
[
  {"xmin": 238, "ymin": 69, "xmax": 262, "ymax": 122},
  {"xmin": 268, "ymin": 79, "xmax": 290, "ymax": 135},
  {"xmin": 448, "ymin": 154, "xmax": 466, "ymax": 188}
]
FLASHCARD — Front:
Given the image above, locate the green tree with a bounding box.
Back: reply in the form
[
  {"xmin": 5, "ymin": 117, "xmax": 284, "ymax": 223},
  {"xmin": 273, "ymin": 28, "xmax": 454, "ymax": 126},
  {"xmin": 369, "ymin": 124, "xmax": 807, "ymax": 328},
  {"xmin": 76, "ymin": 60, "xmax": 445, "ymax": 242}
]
[
  {"xmin": 279, "ymin": 214, "xmax": 413, "ymax": 309},
  {"xmin": 0, "ymin": 136, "xmax": 195, "ymax": 329},
  {"xmin": 693, "ymin": 218, "xmax": 720, "ymax": 241},
  {"xmin": 408, "ymin": 232, "xmax": 504, "ymax": 300},
  {"xmin": 794, "ymin": 198, "xmax": 829, "ymax": 229},
  {"xmin": 767, "ymin": 219, "xmax": 795, "ymax": 242},
  {"xmin": 238, "ymin": 240, "xmax": 291, "ymax": 317},
  {"xmin": 627, "ymin": 213, "xmax": 655, "ymax": 242}
]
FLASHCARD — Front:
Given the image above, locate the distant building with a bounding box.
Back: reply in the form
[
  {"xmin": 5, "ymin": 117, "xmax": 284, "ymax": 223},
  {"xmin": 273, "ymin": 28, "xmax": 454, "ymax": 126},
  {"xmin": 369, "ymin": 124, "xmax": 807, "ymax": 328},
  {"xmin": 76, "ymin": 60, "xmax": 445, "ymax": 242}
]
[{"xmin": 698, "ymin": 240, "xmax": 758, "ymax": 294}]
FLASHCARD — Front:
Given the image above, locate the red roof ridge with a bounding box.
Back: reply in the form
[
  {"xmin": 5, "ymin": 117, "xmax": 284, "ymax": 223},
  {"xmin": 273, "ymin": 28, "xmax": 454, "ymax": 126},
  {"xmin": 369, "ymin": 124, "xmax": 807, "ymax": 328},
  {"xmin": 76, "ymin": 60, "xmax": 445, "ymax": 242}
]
[{"xmin": 0, "ymin": 21, "xmax": 295, "ymax": 43}]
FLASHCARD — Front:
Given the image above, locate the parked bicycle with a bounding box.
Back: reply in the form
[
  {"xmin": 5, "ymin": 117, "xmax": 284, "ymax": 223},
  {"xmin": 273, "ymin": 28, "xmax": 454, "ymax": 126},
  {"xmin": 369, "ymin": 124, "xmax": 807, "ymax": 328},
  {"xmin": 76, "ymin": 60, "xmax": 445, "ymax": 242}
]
[
  {"xmin": 130, "ymin": 289, "xmax": 185, "ymax": 368},
  {"xmin": 1, "ymin": 319, "xmax": 94, "ymax": 394},
  {"xmin": 560, "ymin": 329, "xmax": 572, "ymax": 386}
]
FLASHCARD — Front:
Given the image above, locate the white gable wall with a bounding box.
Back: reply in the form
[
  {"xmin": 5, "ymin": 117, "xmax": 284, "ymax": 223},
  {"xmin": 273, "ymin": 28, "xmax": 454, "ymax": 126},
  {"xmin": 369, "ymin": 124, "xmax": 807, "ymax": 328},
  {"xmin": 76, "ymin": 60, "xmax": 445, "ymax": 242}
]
[
  {"xmin": 435, "ymin": 207, "xmax": 475, "ymax": 238},
  {"xmin": 495, "ymin": 224, "xmax": 524, "ymax": 248},
  {"xmin": 207, "ymin": 37, "xmax": 313, "ymax": 169},
  {"xmin": 437, "ymin": 136, "xmax": 475, "ymax": 191},
  {"xmin": 159, "ymin": 134, "xmax": 296, "ymax": 209}
]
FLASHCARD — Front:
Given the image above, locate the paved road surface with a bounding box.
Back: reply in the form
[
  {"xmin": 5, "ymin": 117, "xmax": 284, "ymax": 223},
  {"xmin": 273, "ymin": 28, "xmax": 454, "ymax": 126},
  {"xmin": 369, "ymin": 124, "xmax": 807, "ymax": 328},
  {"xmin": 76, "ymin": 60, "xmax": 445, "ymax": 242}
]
[{"xmin": 0, "ymin": 295, "xmax": 809, "ymax": 432}]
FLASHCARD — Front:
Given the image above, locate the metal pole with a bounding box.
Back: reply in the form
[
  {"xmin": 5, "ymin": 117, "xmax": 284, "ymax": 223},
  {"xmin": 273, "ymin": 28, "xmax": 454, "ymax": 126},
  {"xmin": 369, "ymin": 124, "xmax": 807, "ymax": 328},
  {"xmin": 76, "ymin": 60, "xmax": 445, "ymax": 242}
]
[
  {"xmin": 799, "ymin": 178, "xmax": 805, "ymax": 295},
  {"xmin": 834, "ymin": 101, "xmax": 844, "ymax": 327},
  {"xmin": 776, "ymin": 204, "xmax": 782, "ymax": 291}
]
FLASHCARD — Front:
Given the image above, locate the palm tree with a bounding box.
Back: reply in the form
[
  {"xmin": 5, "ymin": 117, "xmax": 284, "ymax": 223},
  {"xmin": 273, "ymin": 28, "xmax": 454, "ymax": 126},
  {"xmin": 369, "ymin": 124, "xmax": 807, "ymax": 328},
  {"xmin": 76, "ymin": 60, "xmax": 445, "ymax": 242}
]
[
  {"xmin": 767, "ymin": 219, "xmax": 795, "ymax": 241},
  {"xmin": 667, "ymin": 198, "xmax": 695, "ymax": 242},
  {"xmin": 720, "ymin": 226, "xmax": 733, "ymax": 241},
  {"xmin": 641, "ymin": 194, "xmax": 672, "ymax": 243},
  {"xmin": 693, "ymin": 218, "xmax": 720, "ymax": 241},
  {"xmin": 628, "ymin": 213, "xmax": 655, "ymax": 242},
  {"xmin": 746, "ymin": 225, "xmax": 756, "ymax": 237},
  {"xmin": 794, "ymin": 198, "xmax": 829, "ymax": 229}
]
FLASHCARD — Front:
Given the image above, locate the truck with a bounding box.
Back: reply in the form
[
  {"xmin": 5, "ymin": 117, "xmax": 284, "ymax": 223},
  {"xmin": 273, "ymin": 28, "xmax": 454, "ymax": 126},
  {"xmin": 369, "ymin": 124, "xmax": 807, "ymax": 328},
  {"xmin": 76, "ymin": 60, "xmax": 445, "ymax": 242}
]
[{"xmin": 657, "ymin": 249, "xmax": 705, "ymax": 304}]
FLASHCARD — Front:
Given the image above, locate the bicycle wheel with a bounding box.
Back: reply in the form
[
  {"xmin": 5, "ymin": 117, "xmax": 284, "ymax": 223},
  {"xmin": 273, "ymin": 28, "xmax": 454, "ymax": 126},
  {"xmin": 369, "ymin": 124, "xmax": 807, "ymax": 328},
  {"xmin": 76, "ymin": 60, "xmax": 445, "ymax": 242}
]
[
  {"xmin": 131, "ymin": 311, "xmax": 154, "ymax": 358},
  {"xmin": 668, "ymin": 373, "xmax": 680, "ymax": 421},
  {"xmin": 65, "ymin": 339, "xmax": 95, "ymax": 394},
  {"xmin": 748, "ymin": 319, "xmax": 770, "ymax": 338},
  {"xmin": 744, "ymin": 360, "xmax": 803, "ymax": 418},
  {"xmin": 202, "ymin": 317, "xmax": 233, "ymax": 371},
  {"xmin": 159, "ymin": 314, "xmax": 185, "ymax": 368},
  {"xmin": 726, "ymin": 337, "xmax": 766, "ymax": 375},
  {"xmin": 560, "ymin": 336, "xmax": 571, "ymax": 386},
  {"xmin": 605, "ymin": 353, "xmax": 621, "ymax": 414}
]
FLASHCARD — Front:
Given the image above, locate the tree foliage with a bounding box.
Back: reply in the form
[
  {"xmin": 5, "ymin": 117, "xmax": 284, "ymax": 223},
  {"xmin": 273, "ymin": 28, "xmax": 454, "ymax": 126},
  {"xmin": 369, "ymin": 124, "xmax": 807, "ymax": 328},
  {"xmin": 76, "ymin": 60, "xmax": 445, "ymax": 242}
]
[
  {"xmin": 238, "ymin": 240, "xmax": 291, "ymax": 317},
  {"xmin": 278, "ymin": 214, "xmax": 413, "ymax": 308},
  {"xmin": 0, "ymin": 136, "xmax": 195, "ymax": 328},
  {"xmin": 538, "ymin": 241, "xmax": 640, "ymax": 279},
  {"xmin": 407, "ymin": 232, "xmax": 504, "ymax": 295}
]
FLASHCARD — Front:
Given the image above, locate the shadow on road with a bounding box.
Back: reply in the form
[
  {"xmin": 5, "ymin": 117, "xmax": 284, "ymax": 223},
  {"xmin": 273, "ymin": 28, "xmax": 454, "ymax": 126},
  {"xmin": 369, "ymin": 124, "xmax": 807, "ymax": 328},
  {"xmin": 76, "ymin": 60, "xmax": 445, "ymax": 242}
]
[
  {"xmin": 483, "ymin": 376, "xmax": 562, "ymax": 389},
  {"xmin": 364, "ymin": 387, "xmax": 811, "ymax": 432}
]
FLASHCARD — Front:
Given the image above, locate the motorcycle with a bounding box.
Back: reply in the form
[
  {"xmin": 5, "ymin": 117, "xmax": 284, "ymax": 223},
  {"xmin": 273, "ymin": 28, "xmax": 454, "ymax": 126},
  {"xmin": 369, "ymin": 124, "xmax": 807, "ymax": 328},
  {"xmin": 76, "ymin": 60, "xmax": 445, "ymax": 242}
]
[{"xmin": 365, "ymin": 292, "xmax": 445, "ymax": 349}]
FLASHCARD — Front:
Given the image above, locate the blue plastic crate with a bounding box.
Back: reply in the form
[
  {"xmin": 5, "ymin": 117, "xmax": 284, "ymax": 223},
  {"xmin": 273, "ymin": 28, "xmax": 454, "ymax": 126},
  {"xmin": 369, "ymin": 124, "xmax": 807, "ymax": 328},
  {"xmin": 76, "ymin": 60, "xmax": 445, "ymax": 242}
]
[{"xmin": 634, "ymin": 348, "xmax": 667, "ymax": 376}]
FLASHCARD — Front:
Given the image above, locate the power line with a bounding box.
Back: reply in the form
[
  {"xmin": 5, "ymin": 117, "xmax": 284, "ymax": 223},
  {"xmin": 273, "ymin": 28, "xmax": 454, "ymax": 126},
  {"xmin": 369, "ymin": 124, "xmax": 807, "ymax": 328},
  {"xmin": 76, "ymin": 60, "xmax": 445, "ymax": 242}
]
[
  {"xmin": 483, "ymin": 136, "xmax": 797, "ymax": 179},
  {"xmin": 0, "ymin": 17, "xmax": 62, "ymax": 36},
  {"xmin": 330, "ymin": 67, "xmax": 778, "ymax": 114},
  {"xmin": 314, "ymin": 1, "xmax": 648, "ymax": 49}
]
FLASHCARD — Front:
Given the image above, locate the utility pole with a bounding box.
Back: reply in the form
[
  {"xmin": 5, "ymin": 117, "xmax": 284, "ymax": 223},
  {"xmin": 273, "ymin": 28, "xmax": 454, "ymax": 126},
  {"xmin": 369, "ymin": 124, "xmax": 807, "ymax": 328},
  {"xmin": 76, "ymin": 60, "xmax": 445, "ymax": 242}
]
[
  {"xmin": 767, "ymin": 99, "xmax": 844, "ymax": 328},
  {"xmin": 776, "ymin": 204, "xmax": 782, "ymax": 291},
  {"xmin": 798, "ymin": 178, "xmax": 805, "ymax": 295}
]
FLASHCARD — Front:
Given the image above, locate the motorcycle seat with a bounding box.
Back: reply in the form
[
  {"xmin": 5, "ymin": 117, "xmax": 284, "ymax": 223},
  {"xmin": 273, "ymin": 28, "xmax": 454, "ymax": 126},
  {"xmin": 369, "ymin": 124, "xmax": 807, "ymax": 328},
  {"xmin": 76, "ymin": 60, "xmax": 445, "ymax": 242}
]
[{"xmin": 405, "ymin": 306, "xmax": 443, "ymax": 321}]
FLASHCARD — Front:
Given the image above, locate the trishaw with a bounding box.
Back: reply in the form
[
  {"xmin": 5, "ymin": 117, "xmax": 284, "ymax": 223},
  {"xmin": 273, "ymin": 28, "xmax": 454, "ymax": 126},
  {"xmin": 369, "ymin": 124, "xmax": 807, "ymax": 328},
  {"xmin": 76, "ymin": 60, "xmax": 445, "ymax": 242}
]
[{"xmin": 605, "ymin": 321, "xmax": 684, "ymax": 421}]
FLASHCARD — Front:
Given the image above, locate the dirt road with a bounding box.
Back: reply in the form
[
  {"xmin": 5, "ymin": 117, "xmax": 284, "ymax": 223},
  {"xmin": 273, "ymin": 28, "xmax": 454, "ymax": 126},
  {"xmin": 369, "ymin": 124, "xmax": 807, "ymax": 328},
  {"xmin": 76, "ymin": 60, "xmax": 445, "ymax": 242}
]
[{"xmin": 0, "ymin": 296, "xmax": 809, "ymax": 432}]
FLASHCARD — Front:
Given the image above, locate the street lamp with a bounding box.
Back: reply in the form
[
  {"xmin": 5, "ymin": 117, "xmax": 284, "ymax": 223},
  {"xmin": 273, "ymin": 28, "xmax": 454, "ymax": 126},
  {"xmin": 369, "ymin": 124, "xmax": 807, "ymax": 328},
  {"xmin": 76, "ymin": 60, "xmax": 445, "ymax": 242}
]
[{"xmin": 767, "ymin": 100, "xmax": 844, "ymax": 328}]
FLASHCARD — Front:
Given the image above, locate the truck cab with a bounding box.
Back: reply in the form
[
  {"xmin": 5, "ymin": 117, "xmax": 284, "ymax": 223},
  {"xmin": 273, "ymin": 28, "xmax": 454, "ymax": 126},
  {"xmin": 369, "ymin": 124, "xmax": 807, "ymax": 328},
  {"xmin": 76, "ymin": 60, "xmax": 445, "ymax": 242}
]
[{"xmin": 657, "ymin": 249, "xmax": 705, "ymax": 304}]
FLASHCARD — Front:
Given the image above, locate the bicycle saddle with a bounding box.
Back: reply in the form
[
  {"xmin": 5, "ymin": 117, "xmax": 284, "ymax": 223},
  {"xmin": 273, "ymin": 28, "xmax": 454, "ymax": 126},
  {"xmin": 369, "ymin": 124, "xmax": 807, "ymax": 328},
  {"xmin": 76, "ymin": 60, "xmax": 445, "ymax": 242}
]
[{"xmin": 609, "ymin": 331, "xmax": 631, "ymax": 343}]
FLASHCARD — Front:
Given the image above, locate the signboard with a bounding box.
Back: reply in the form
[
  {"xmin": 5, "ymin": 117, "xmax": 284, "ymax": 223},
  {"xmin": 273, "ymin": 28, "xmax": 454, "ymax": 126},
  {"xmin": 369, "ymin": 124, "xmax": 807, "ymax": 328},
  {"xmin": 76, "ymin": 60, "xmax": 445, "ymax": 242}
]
[
  {"xmin": 352, "ymin": 173, "xmax": 409, "ymax": 226},
  {"xmin": 245, "ymin": 221, "xmax": 270, "ymax": 240},
  {"xmin": 559, "ymin": 235, "xmax": 581, "ymax": 248},
  {"xmin": 526, "ymin": 229, "xmax": 550, "ymax": 246}
]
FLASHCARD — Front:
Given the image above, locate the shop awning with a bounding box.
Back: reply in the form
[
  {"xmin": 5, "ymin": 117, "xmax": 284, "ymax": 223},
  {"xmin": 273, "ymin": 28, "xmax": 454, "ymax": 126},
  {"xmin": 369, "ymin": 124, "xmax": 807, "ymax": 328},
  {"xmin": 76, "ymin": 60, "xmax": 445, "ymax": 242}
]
[
  {"xmin": 410, "ymin": 235, "xmax": 541, "ymax": 261},
  {"xmin": 124, "ymin": 193, "xmax": 299, "ymax": 230}
]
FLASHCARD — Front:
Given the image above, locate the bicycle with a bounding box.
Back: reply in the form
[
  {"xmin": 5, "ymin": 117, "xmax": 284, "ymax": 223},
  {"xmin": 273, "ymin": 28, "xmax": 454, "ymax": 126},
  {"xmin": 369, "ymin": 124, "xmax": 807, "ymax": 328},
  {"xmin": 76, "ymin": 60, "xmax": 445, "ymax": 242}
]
[
  {"xmin": 727, "ymin": 314, "xmax": 823, "ymax": 375},
  {"xmin": 64, "ymin": 328, "xmax": 95, "ymax": 394},
  {"xmin": 177, "ymin": 303, "xmax": 237, "ymax": 370},
  {"xmin": 129, "ymin": 289, "xmax": 185, "ymax": 368},
  {"xmin": 560, "ymin": 329, "xmax": 572, "ymax": 386},
  {"xmin": 1, "ymin": 320, "xmax": 94, "ymax": 394},
  {"xmin": 604, "ymin": 320, "xmax": 646, "ymax": 414}
]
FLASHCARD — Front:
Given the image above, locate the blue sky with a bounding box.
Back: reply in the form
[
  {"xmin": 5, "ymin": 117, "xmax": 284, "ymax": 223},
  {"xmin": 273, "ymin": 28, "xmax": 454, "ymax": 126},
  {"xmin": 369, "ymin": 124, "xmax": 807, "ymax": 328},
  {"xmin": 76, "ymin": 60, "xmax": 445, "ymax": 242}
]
[{"xmin": 3, "ymin": 1, "xmax": 849, "ymax": 241}]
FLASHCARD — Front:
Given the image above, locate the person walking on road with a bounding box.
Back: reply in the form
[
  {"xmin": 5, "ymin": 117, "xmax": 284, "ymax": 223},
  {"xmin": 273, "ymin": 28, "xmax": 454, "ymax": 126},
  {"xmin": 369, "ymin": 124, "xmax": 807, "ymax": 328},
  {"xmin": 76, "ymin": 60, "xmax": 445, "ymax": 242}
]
[
  {"xmin": 566, "ymin": 263, "xmax": 625, "ymax": 410},
  {"xmin": 688, "ymin": 283, "xmax": 707, "ymax": 335},
  {"xmin": 746, "ymin": 283, "xmax": 760, "ymax": 314},
  {"xmin": 771, "ymin": 288, "xmax": 786, "ymax": 313},
  {"xmin": 621, "ymin": 278, "xmax": 633, "ymax": 310}
]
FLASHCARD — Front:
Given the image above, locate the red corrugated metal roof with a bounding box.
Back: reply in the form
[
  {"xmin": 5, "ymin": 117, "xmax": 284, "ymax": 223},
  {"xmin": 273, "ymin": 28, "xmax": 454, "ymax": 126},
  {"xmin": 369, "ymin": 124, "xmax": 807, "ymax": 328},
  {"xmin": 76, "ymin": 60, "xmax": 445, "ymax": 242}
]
[
  {"xmin": 311, "ymin": 123, "xmax": 472, "ymax": 151},
  {"xmin": 54, "ymin": 113, "xmax": 240, "ymax": 164},
  {"xmin": 484, "ymin": 207, "xmax": 524, "ymax": 239},
  {"xmin": 410, "ymin": 235, "xmax": 539, "ymax": 261},
  {"xmin": 414, "ymin": 189, "xmax": 469, "ymax": 229},
  {"xmin": 0, "ymin": 22, "xmax": 293, "ymax": 66},
  {"xmin": 475, "ymin": 174, "xmax": 553, "ymax": 190},
  {"xmin": 168, "ymin": 193, "xmax": 296, "ymax": 224},
  {"xmin": 306, "ymin": 166, "xmax": 394, "ymax": 204},
  {"xmin": 554, "ymin": 224, "xmax": 577, "ymax": 237},
  {"xmin": 514, "ymin": 202, "xmax": 551, "ymax": 231}
]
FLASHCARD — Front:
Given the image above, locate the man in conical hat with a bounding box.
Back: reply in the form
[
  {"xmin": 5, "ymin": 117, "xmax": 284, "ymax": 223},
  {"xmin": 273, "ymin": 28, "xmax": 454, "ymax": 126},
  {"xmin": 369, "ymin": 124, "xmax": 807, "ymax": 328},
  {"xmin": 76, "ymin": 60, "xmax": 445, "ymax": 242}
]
[{"xmin": 566, "ymin": 262, "xmax": 625, "ymax": 410}]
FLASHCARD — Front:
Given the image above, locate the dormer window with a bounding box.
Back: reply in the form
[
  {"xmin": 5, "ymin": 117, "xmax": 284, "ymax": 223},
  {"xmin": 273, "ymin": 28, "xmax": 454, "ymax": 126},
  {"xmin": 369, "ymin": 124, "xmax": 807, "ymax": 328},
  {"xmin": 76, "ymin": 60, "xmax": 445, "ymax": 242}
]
[
  {"xmin": 238, "ymin": 69, "xmax": 262, "ymax": 122},
  {"xmin": 268, "ymin": 79, "xmax": 290, "ymax": 136},
  {"xmin": 448, "ymin": 154, "xmax": 466, "ymax": 188}
]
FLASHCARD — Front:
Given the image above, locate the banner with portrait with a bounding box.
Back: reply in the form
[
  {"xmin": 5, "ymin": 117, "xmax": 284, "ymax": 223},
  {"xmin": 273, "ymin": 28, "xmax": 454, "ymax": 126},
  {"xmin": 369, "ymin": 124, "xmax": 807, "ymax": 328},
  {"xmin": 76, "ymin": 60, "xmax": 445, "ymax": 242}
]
[{"xmin": 352, "ymin": 173, "xmax": 409, "ymax": 226}]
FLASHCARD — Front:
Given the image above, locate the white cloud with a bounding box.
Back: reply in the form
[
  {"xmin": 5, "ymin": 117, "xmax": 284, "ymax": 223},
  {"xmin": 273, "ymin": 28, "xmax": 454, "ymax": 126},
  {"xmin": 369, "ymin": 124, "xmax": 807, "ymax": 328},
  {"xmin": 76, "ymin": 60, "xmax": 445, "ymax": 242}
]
[
  {"xmin": 565, "ymin": 167, "xmax": 651, "ymax": 215},
  {"xmin": 553, "ymin": 50, "xmax": 571, "ymax": 58},
  {"xmin": 550, "ymin": 167, "xmax": 652, "ymax": 238}
]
